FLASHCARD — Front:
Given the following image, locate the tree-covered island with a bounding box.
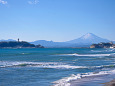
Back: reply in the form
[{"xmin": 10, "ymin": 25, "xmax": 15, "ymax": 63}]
[{"xmin": 0, "ymin": 41, "xmax": 44, "ymax": 48}]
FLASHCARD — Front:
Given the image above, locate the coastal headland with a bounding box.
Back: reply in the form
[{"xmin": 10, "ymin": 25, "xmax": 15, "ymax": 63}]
[
  {"xmin": 90, "ymin": 42, "xmax": 115, "ymax": 48},
  {"xmin": 0, "ymin": 41, "xmax": 44, "ymax": 48}
]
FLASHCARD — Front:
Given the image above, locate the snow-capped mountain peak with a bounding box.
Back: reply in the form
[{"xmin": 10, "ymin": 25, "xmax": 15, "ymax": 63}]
[
  {"xmin": 81, "ymin": 33, "xmax": 94, "ymax": 39},
  {"xmin": 66, "ymin": 33, "xmax": 110, "ymax": 44}
]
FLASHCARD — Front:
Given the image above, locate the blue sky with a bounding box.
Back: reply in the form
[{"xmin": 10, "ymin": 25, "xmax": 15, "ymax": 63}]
[{"xmin": 0, "ymin": 0, "xmax": 115, "ymax": 42}]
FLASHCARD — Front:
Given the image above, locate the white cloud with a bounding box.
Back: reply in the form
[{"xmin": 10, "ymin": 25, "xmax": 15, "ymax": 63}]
[
  {"xmin": 0, "ymin": 0, "xmax": 7, "ymax": 4},
  {"xmin": 28, "ymin": 0, "xmax": 39, "ymax": 5}
]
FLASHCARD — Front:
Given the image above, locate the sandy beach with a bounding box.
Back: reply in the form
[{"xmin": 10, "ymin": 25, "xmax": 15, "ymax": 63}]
[
  {"xmin": 104, "ymin": 79, "xmax": 115, "ymax": 86},
  {"xmin": 70, "ymin": 73, "xmax": 115, "ymax": 86}
]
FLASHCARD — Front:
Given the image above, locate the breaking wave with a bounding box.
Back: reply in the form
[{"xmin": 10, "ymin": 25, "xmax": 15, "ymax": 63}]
[
  {"xmin": 57, "ymin": 53, "xmax": 115, "ymax": 57},
  {"xmin": 0, "ymin": 61, "xmax": 86, "ymax": 69},
  {"xmin": 1, "ymin": 61, "xmax": 115, "ymax": 86},
  {"xmin": 52, "ymin": 69, "xmax": 115, "ymax": 86},
  {"xmin": 1, "ymin": 61, "xmax": 115, "ymax": 70}
]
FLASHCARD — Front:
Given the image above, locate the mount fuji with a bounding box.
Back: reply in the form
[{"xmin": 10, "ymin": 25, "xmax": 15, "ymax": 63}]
[
  {"xmin": 66, "ymin": 33, "xmax": 110, "ymax": 44},
  {"xmin": 31, "ymin": 33, "xmax": 110, "ymax": 47}
]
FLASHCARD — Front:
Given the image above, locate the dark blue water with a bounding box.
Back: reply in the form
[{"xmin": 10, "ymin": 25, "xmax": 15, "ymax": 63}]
[{"xmin": 0, "ymin": 48, "xmax": 115, "ymax": 86}]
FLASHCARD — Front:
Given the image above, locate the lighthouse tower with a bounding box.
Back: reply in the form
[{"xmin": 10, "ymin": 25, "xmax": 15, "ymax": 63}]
[{"xmin": 18, "ymin": 38, "xmax": 19, "ymax": 42}]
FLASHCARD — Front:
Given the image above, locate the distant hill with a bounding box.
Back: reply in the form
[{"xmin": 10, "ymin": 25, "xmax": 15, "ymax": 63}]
[
  {"xmin": 90, "ymin": 42, "xmax": 115, "ymax": 48},
  {"xmin": 31, "ymin": 40, "xmax": 71, "ymax": 48},
  {"xmin": 31, "ymin": 33, "xmax": 110, "ymax": 48},
  {"xmin": 0, "ymin": 41, "xmax": 44, "ymax": 48},
  {"xmin": 112, "ymin": 41, "xmax": 115, "ymax": 44},
  {"xmin": 30, "ymin": 40, "xmax": 90, "ymax": 48},
  {"xmin": 66, "ymin": 33, "xmax": 110, "ymax": 44},
  {"xmin": 1, "ymin": 33, "xmax": 111, "ymax": 48}
]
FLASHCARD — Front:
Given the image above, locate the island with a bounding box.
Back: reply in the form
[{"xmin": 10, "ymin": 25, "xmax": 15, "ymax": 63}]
[
  {"xmin": 0, "ymin": 41, "xmax": 44, "ymax": 48},
  {"xmin": 90, "ymin": 42, "xmax": 115, "ymax": 48}
]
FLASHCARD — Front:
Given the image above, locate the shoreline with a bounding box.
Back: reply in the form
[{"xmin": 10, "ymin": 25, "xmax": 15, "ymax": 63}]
[
  {"xmin": 70, "ymin": 72, "xmax": 115, "ymax": 86},
  {"xmin": 104, "ymin": 79, "xmax": 115, "ymax": 86}
]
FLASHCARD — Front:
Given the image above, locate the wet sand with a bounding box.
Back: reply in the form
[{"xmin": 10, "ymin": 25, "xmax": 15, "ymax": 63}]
[
  {"xmin": 104, "ymin": 79, "xmax": 115, "ymax": 86},
  {"xmin": 70, "ymin": 74, "xmax": 115, "ymax": 86}
]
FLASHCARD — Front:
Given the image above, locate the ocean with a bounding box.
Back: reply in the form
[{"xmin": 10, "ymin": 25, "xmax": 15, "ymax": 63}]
[{"xmin": 0, "ymin": 48, "xmax": 115, "ymax": 86}]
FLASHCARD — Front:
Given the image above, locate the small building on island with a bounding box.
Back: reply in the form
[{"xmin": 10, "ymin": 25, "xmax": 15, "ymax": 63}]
[{"xmin": 18, "ymin": 38, "xmax": 19, "ymax": 42}]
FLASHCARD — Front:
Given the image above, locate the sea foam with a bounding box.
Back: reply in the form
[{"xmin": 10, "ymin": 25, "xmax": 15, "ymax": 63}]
[
  {"xmin": 57, "ymin": 53, "xmax": 115, "ymax": 57},
  {"xmin": 0, "ymin": 61, "xmax": 86, "ymax": 69},
  {"xmin": 52, "ymin": 69, "xmax": 115, "ymax": 86}
]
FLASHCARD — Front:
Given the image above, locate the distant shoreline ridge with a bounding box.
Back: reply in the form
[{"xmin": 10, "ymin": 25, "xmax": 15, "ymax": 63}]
[
  {"xmin": 90, "ymin": 42, "xmax": 115, "ymax": 48},
  {"xmin": 0, "ymin": 33, "xmax": 114, "ymax": 48},
  {"xmin": 0, "ymin": 41, "xmax": 44, "ymax": 48}
]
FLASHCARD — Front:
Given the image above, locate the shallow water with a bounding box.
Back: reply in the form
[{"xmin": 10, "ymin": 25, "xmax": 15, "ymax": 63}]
[{"xmin": 0, "ymin": 48, "xmax": 115, "ymax": 86}]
